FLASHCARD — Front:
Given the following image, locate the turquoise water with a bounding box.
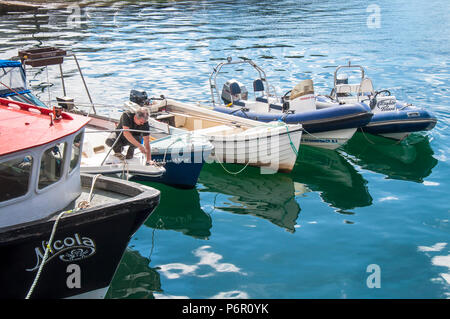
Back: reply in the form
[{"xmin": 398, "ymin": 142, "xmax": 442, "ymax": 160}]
[{"xmin": 0, "ymin": 0, "xmax": 449, "ymax": 298}]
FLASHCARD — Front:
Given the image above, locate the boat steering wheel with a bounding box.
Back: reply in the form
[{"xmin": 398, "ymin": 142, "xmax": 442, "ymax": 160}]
[
  {"xmin": 370, "ymin": 89, "xmax": 392, "ymax": 109},
  {"xmin": 281, "ymin": 90, "xmax": 292, "ymax": 112},
  {"xmin": 373, "ymin": 89, "xmax": 391, "ymax": 98},
  {"xmin": 282, "ymin": 90, "xmax": 292, "ymax": 100}
]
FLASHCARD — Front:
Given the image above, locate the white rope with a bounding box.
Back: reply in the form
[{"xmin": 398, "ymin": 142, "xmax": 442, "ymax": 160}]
[
  {"xmin": 359, "ymin": 128, "xmax": 376, "ymax": 145},
  {"xmin": 214, "ymin": 154, "xmax": 251, "ymax": 175},
  {"xmin": 25, "ymin": 174, "xmax": 102, "ymax": 299},
  {"xmin": 77, "ymin": 174, "xmax": 102, "ymax": 208},
  {"xmin": 86, "ymin": 174, "xmax": 101, "ymax": 202},
  {"xmin": 25, "ymin": 209, "xmax": 69, "ymax": 299},
  {"xmin": 121, "ymin": 158, "xmax": 130, "ymax": 181}
]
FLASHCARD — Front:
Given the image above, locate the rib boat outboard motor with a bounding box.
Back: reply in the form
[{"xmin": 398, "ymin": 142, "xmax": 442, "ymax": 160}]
[
  {"xmin": 281, "ymin": 79, "xmax": 316, "ymax": 113},
  {"xmin": 221, "ymin": 79, "xmax": 248, "ymax": 104}
]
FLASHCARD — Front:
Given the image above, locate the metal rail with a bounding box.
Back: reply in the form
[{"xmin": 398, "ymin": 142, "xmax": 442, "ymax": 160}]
[
  {"xmin": 209, "ymin": 57, "xmax": 271, "ymax": 106},
  {"xmin": 19, "ymin": 47, "xmax": 97, "ymax": 114},
  {"xmin": 331, "ymin": 61, "xmax": 366, "ymax": 100}
]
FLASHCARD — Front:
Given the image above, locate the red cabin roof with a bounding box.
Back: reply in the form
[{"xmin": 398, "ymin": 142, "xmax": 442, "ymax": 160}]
[{"xmin": 0, "ymin": 97, "xmax": 90, "ymax": 156}]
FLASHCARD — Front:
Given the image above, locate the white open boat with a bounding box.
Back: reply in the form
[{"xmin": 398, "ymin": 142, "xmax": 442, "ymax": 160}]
[
  {"xmin": 125, "ymin": 97, "xmax": 303, "ymax": 173},
  {"xmin": 78, "ymin": 113, "xmax": 214, "ymax": 188},
  {"xmin": 78, "ymin": 115, "xmax": 168, "ymax": 178}
]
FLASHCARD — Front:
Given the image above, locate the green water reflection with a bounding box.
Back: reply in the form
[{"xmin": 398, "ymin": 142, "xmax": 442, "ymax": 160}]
[
  {"xmin": 106, "ymin": 249, "xmax": 161, "ymax": 299},
  {"xmin": 198, "ymin": 163, "xmax": 301, "ymax": 233},
  {"xmin": 145, "ymin": 184, "xmax": 213, "ymax": 240},
  {"xmin": 106, "ymin": 133, "xmax": 439, "ymax": 299},
  {"xmin": 342, "ymin": 133, "xmax": 438, "ymax": 183},
  {"xmin": 292, "ymin": 144, "xmax": 372, "ymax": 213}
]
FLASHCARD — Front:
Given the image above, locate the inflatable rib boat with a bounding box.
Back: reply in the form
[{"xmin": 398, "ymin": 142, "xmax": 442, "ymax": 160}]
[
  {"xmin": 318, "ymin": 63, "xmax": 437, "ymax": 140},
  {"xmin": 209, "ymin": 58, "xmax": 372, "ymax": 149}
]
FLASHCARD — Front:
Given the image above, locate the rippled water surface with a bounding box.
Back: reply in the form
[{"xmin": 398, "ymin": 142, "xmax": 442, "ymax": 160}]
[{"xmin": 1, "ymin": 0, "xmax": 449, "ymax": 298}]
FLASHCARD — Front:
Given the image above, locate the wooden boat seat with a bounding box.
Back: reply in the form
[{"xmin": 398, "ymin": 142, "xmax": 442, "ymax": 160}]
[{"xmin": 193, "ymin": 125, "xmax": 243, "ymax": 136}]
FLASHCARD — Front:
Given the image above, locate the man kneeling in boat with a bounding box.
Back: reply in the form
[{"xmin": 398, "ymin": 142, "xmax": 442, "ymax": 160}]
[{"xmin": 106, "ymin": 107, "xmax": 155, "ymax": 165}]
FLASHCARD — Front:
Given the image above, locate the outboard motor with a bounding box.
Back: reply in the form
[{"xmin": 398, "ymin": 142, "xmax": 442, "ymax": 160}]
[
  {"xmin": 289, "ymin": 79, "xmax": 316, "ymax": 113},
  {"xmin": 336, "ymin": 73, "xmax": 348, "ymax": 85},
  {"xmin": 130, "ymin": 89, "xmax": 149, "ymax": 106},
  {"xmin": 221, "ymin": 79, "xmax": 248, "ymax": 104},
  {"xmin": 126, "ymin": 89, "xmax": 162, "ymax": 113}
]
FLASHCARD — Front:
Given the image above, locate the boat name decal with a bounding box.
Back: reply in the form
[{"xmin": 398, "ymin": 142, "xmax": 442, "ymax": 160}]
[
  {"xmin": 302, "ymin": 138, "xmax": 338, "ymax": 144},
  {"xmin": 376, "ymin": 98, "xmax": 396, "ymax": 111},
  {"xmin": 26, "ymin": 233, "xmax": 96, "ymax": 272}
]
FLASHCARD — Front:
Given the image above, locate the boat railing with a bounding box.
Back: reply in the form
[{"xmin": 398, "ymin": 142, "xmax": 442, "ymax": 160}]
[
  {"xmin": 331, "ymin": 62, "xmax": 367, "ymax": 101},
  {"xmin": 18, "ymin": 47, "xmax": 97, "ymax": 115},
  {"xmin": 268, "ymin": 83, "xmax": 279, "ymax": 101},
  {"xmin": 209, "ymin": 57, "xmax": 272, "ymax": 106},
  {"xmin": 333, "ymin": 62, "xmax": 365, "ymax": 85}
]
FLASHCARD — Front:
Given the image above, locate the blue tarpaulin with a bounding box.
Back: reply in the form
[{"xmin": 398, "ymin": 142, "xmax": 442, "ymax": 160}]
[{"xmin": 0, "ymin": 60, "xmax": 21, "ymax": 68}]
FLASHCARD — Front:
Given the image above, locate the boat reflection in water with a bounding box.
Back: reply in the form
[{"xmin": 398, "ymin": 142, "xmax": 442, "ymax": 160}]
[
  {"xmin": 198, "ymin": 163, "xmax": 302, "ymax": 233},
  {"xmin": 106, "ymin": 183, "xmax": 213, "ymax": 299},
  {"xmin": 106, "ymin": 249, "xmax": 162, "ymax": 299},
  {"xmin": 291, "ymin": 145, "xmax": 373, "ymax": 214},
  {"xmin": 143, "ymin": 183, "xmax": 213, "ymax": 240},
  {"xmin": 342, "ymin": 133, "xmax": 438, "ymax": 183}
]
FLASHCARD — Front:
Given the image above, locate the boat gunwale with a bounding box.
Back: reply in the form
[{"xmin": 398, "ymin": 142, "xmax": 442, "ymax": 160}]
[{"xmin": 0, "ymin": 173, "xmax": 160, "ymax": 241}]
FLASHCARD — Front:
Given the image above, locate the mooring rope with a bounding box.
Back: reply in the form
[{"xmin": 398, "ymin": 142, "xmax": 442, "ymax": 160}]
[
  {"xmin": 25, "ymin": 209, "xmax": 70, "ymax": 299},
  {"xmin": 25, "ymin": 174, "xmax": 102, "ymax": 299},
  {"xmin": 214, "ymin": 154, "xmax": 251, "ymax": 175},
  {"xmin": 282, "ymin": 123, "xmax": 299, "ymax": 156},
  {"xmin": 359, "ymin": 127, "xmax": 376, "ymax": 145},
  {"xmin": 260, "ymin": 120, "xmax": 300, "ymax": 156},
  {"xmin": 120, "ymin": 158, "xmax": 130, "ymax": 181},
  {"xmin": 213, "ymin": 121, "xmax": 301, "ymax": 175}
]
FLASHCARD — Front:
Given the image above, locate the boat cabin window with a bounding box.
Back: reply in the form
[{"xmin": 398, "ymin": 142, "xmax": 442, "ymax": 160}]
[
  {"xmin": 38, "ymin": 142, "xmax": 67, "ymax": 189},
  {"xmin": 0, "ymin": 155, "xmax": 33, "ymax": 202},
  {"xmin": 7, "ymin": 92, "xmax": 48, "ymax": 108},
  {"xmin": 69, "ymin": 132, "xmax": 83, "ymax": 173},
  {"xmin": 0, "ymin": 66, "xmax": 26, "ymax": 95}
]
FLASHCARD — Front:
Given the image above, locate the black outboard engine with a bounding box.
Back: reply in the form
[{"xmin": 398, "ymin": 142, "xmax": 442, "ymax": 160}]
[{"xmin": 130, "ymin": 89, "xmax": 149, "ymax": 106}]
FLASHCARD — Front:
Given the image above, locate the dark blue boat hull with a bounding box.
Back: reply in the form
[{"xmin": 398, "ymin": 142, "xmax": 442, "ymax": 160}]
[
  {"xmin": 131, "ymin": 150, "xmax": 207, "ymax": 189},
  {"xmin": 213, "ymin": 103, "xmax": 373, "ymax": 133},
  {"xmin": 362, "ymin": 106, "xmax": 437, "ymax": 135}
]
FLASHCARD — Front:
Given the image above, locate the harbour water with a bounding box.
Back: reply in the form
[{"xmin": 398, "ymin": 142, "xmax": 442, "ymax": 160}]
[{"xmin": 0, "ymin": 0, "xmax": 449, "ymax": 298}]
